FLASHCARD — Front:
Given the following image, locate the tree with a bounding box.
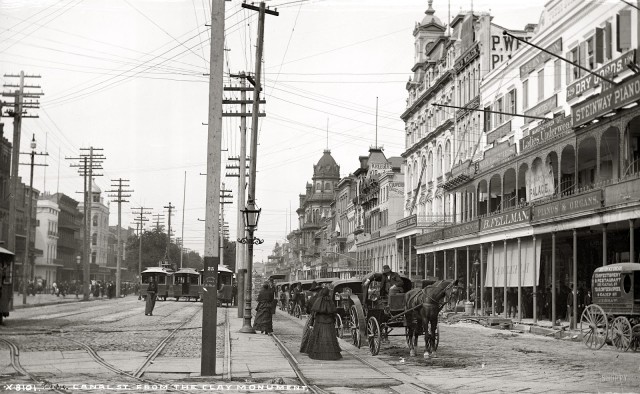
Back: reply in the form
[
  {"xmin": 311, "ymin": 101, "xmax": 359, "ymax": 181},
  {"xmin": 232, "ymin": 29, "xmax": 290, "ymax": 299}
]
[{"xmin": 125, "ymin": 228, "xmax": 206, "ymax": 273}]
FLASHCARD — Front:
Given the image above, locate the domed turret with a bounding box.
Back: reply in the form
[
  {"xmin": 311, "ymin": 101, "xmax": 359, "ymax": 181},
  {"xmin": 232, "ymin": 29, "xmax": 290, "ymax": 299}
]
[
  {"xmin": 313, "ymin": 149, "xmax": 340, "ymax": 179},
  {"xmin": 91, "ymin": 179, "xmax": 101, "ymax": 194},
  {"xmin": 420, "ymin": 0, "xmax": 443, "ymax": 28}
]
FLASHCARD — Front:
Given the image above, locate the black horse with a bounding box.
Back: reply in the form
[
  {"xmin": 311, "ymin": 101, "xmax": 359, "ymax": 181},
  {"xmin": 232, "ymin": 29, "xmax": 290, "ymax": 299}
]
[{"xmin": 404, "ymin": 279, "xmax": 458, "ymax": 358}]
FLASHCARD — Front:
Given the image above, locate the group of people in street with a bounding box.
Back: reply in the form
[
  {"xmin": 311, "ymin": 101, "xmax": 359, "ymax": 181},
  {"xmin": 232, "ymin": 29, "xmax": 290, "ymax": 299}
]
[{"xmin": 250, "ymin": 277, "xmax": 343, "ymax": 361}]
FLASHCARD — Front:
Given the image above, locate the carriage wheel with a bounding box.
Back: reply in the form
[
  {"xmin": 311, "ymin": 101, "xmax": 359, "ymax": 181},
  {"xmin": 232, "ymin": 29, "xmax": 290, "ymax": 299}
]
[
  {"xmin": 293, "ymin": 304, "xmax": 302, "ymax": 319},
  {"xmin": 580, "ymin": 304, "xmax": 608, "ymax": 350},
  {"xmin": 367, "ymin": 316, "xmax": 381, "ymax": 356},
  {"xmin": 335, "ymin": 314, "xmax": 344, "ymax": 338},
  {"xmin": 612, "ymin": 317, "xmax": 633, "ymax": 352},
  {"xmin": 350, "ymin": 306, "xmax": 361, "ymax": 348}
]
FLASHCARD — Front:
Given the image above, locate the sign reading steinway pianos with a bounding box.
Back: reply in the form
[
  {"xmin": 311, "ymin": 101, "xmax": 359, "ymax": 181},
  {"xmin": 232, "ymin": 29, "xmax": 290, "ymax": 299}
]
[{"xmin": 572, "ymin": 73, "xmax": 640, "ymax": 127}]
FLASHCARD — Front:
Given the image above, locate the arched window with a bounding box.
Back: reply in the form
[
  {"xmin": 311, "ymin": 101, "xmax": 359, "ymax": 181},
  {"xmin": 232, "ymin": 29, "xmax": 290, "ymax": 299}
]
[
  {"xmin": 92, "ymin": 215, "xmax": 98, "ymax": 227},
  {"xmin": 92, "ymin": 233, "xmax": 97, "ymax": 246}
]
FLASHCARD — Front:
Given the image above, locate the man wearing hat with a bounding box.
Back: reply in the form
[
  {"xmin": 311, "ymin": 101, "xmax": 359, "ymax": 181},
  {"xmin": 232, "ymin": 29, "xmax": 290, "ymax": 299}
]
[{"xmin": 380, "ymin": 265, "xmax": 404, "ymax": 298}]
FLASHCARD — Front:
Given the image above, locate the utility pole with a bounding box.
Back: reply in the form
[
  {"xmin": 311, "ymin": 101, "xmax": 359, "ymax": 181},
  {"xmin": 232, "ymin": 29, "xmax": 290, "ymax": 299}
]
[
  {"xmin": 67, "ymin": 148, "xmax": 105, "ymax": 301},
  {"xmin": 225, "ymin": 72, "xmax": 257, "ymax": 318},
  {"xmin": 18, "ymin": 135, "xmax": 47, "ymax": 304},
  {"xmin": 164, "ymin": 202, "xmax": 175, "ymax": 268},
  {"xmin": 107, "ymin": 179, "xmax": 133, "ymax": 298},
  {"xmin": 239, "ymin": 1, "xmax": 278, "ymax": 334},
  {"xmin": 180, "ymin": 171, "xmax": 186, "ymax": 269},
  {"xmin": 220, "ymin": 185, "xmax": 232, "ymax": 269},
  {"xmin": 2, "ymin": 71, "xmax": 42, "ymax": 301},
  {"xmin": 152, "ymin": 213, "xmax": 165, "ymax": 233},
  {"xmin": 201, "ymin": 0, "xmax": 225, "ymax": 376},
  {"xmin": 132, "ymin": 206, "xmax": 151, "ymax": 296}
]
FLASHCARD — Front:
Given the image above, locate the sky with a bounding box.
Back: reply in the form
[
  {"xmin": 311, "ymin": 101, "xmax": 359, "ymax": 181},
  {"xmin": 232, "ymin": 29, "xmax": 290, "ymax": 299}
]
[{"xmin": 0, "ymin": 0, "xmax": 550, "ymax": 265}]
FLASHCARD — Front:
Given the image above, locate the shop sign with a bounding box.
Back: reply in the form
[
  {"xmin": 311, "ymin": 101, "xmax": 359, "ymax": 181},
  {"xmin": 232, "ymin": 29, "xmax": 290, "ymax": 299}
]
[
  {"xmin": 476, "ymin": 141, "xmax": 516, "ymax": 173},
  {"xmin": 389, "ymin": 181, "xmax": 404, "ymax": 196},
  {"xmin": 526, "ymin": 157, "xmax": 554, "ymax": 201},
  {"xmin": 396, "ymin": 214, "xmax": 417, "ymax": 230},
  {"xmin": 524, "ymin": 94, "xmax": 557, "ymax": 122},
  {"xmin": 480, "ymin": 207, "xmax": 531, "ymax": 231},
  {"xmin": 604, "ymin": 177, "xmax": 640, "ymax": 206},
  {"xmin": 519, "ymin": 114, "xmax": 573, "ymax": 153},
  {"xmin": 487, "ymin": 120, "xmax": 512, "ymax": 145},
  {"xmin": 532, "ymin": 190, "xmax": 602, "ymax": 222},
  {"xmin": 416, "ymin": 229, "xmax": 443, "ymax": 245},
  {"xmin": 566, "ymin": 50, "xmax": 636, "ymax": 101},
  {"xmin": 454, "ymin": 43, "xmax": 480, "ymax": 71},
  {"xmin": 593, "ymin": 265, "xmax": 621, "ymax": 303},
  {"xmin": 369, "ymin": 162, "xmax": 392, "ymax": 174},
  {"xmin": 572, "ymin": 73, "xmax": 640, "ymax": 127},
  {"xmin": 450, "ymin": 160, "xmax": 473, "ymax": 179},
  {"xmin": 443, "ymin": 220, "xmax": 480, "ymax": 240},
  {"xmin": 456, "ymin": 96, "xmax": 480, "ymax": 120},
  {"xmin": 520, "ymin": 38, "xmax": 562, "ymax": 78}
]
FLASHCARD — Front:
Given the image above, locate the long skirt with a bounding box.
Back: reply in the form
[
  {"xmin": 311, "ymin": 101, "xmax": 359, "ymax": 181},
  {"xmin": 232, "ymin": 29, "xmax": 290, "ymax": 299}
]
[
  {"xmin": 253, "ymin": 302, "xmax": 273, "ymax": 333},
  {"xmin": 145, "ymin": 292, "xmax": 156, "ymax": 315},
  {"xmin": 299, "ymin": 314, "xmax": 313, "ymax": 353},
  {"xmin": 307, "ymin": 319, "xmax": 342, "ymax": 360}
]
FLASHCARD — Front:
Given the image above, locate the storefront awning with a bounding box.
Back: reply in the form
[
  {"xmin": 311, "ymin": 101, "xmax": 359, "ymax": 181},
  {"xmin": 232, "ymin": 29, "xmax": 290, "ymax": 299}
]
[{"xmin": 484, "ymin": 237, "xmax": 541, "ymax": 287}]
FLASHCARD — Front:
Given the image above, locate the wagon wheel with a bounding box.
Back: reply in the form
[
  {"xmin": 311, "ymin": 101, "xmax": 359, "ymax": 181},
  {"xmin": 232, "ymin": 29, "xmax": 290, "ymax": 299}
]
[
  {"xmin": 335, "ymin": 314, "xmax": 344, "ymax": 338},
  {"xmin": 367, "ymin": 316, "xmax": 381, "ymax": 356},
  {"xmin": 293, "ymin": 304, "xmax": 302, "ymax": 319},
  {"xmin": 631, "ymin": 324, "xmax": 640, "ymax": 352},
  {"xmin": 580, "ymin": 304, "xmax": 608, "ymax": 350},
  {"xmin": 349, "ymin": 306, "xmax": 362, "ymax": 348},
  {"xmin": 611, "ymin": 316, "xmax": 632, "ymax": 352}
]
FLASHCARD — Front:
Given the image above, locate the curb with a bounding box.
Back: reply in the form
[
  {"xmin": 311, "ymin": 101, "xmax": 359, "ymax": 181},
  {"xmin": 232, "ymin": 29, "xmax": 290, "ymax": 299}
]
[{"xmin": 11, "ymin": 297, "xmax": 103, "ymax": 311}]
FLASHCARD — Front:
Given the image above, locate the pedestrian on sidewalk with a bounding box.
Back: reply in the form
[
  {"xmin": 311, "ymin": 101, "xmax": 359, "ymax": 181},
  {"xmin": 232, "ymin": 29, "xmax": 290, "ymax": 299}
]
[
  {"xmin": 306, "ymin": 287, "xmax": 342, "ymax": 361},
  {"xmin": 300, "ymin": 281, "xmax": 322, "ymax": 354},
  {"xmin": 253, "ymin": 282, "xmax": 274, "ymax": 334},
  {"xmin": 145, "ymin": 277, "xmax": 157, "ymax": 316}
]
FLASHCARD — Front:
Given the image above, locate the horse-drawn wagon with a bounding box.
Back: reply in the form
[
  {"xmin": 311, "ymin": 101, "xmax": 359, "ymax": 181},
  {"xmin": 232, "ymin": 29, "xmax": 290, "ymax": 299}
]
[
  {"xmin": 329, "ymin": 278, "xmax": 364, "ymax": 339},
  {"xmin": 580, "ymin": 262, "xmax": 640, "ymax": 351}
]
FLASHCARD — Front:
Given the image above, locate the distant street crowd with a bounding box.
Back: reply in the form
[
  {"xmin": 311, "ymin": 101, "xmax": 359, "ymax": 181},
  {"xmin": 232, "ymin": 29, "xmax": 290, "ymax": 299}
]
[{"xmin": 17, "ymin": 279, "xmax": 138, "ymax": 299}]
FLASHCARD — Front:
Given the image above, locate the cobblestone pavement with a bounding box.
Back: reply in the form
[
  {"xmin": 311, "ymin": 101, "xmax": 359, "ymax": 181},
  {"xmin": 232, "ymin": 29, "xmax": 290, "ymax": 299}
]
[{"xmin": 274, "ymin": 308, "xmax": 640, "ymax": 393}]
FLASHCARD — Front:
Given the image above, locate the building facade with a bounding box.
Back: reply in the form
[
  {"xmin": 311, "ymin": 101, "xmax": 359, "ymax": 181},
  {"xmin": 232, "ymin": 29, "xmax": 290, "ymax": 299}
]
[
  {"xmin": 34, "ymin": 198, "xmax": 61, "ymax": 287},
  {"xmin": 414, "ymin": 0, "xmax": 640, "ymax": 324}
]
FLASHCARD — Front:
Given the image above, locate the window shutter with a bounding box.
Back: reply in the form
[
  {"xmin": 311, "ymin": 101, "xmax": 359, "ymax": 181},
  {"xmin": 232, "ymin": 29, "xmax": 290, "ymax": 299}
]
[
  {"xmin": 595, "ymin": 28, "xmax": 604, "ymax": 64},
  {"xmin": 617, "ymin": 10, "xmax": 632, "ymax": 52},
  {"xmin": 579, "ymin": 42, "xmax": 587, "ymax": 77},
  {"xmin": 605, "ymin": 22, "xmax": 612, "ymax": 60}
]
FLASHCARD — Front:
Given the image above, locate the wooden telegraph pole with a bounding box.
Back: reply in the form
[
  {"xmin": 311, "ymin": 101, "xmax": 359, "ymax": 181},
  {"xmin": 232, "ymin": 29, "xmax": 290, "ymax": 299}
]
[{"xmin": 107, "ymin": 179, "xmax": 133, "ymax": 297}]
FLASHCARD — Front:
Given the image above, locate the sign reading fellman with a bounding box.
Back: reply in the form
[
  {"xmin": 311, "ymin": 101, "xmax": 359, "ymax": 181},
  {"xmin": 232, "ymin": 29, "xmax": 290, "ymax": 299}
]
[
  {"xmin": 572, "ymin": 74, "xmax": 640, "ymax": 127},
  {"xmin": 481, "ymin": 206, "xmax": 531, "ymax": 231}
]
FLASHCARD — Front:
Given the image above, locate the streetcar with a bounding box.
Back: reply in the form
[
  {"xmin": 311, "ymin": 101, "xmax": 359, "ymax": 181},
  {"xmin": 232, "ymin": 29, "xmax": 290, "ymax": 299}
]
[
  {"xmin": 0, "ymin": 247, "xmax": 13, "ymax": 324},
  {"xmin": 198, "ymin": 265, "xmax": 235, "ymax": 303},
  {"xmin": 170, "ymin": 267, "xmax": 200, "ymax": 301},
  {"xmin": 580, "ymin": 262, "xmax": 640, "ymax": 351},
  {"xmin": 140, "ymin": 267, "xmax": 173, "ymax": 301}
]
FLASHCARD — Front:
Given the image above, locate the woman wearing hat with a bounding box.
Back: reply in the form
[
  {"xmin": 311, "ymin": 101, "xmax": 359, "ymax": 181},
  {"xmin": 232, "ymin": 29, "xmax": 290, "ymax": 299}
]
[
  {"xmin": 306, "ymin": 287, "xmax": 342, "ymax": 360},
  {"xmin": 299, "ymin": 281, "xmax": 322, "ymax": 353},
  {"xmin": 253, "ymin": 282, "xmax": 274, "ymax": 334}
]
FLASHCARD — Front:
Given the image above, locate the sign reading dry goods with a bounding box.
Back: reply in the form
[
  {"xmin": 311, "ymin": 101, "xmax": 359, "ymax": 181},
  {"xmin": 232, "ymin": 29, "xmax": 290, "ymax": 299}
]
[
  {"xmin": 519, "ymin": 115, "xmax": 573, "ymax": 153},
  {"xmin": 443, "ymin": 220, "xmax": 480, "ymax": 240},
  {"xmin": 566, "ymin": 50, "xmax": 636, "ymax": 101},
  {"xmin": 396, "ymin": 214, "xmax": 417, "ymax": 230},
  {"xmin": 593, "ymin": 265, "xmax": 621, "ymax": 303},
  {"xmin": 481, "ymin": 207, "xmax": 531, "ymax": 231},
  {"xmin": 572, "ymin": 73, "xmax": 640, "ymax": 127},
  {"xmin": 532, "ymin": 190, "xmax": 602, "ymax": 221}
]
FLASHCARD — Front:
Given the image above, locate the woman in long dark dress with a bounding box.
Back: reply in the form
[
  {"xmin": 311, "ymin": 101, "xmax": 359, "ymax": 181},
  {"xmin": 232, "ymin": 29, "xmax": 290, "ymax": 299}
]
[
  {"xmin": 299, "ymin": 282, "xmax": 321, "ymax": 353},
  {"xmin": 253, "ymin": 283, "xmax": 274, "ymax": 334},
  {"xmin": 306, "ymin": 287, "xmax": 342, "ymax": 360}
]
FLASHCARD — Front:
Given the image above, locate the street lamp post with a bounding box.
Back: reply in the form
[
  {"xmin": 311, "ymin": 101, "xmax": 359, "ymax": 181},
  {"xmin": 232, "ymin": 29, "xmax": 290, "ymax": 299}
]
[
  {"xmin": 238, "ymin": 202, "xmax": 264, "ymax": 333},
  {"xmin": 473, "ymin": 258, "xmax": 480, "ymax": 316}
]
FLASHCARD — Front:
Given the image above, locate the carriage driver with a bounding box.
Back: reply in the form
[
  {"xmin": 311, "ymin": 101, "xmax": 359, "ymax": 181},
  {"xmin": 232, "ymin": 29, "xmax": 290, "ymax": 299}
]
[{"xmin": 380, "ymin": 265, "xmax": 404, "ymax": 298}]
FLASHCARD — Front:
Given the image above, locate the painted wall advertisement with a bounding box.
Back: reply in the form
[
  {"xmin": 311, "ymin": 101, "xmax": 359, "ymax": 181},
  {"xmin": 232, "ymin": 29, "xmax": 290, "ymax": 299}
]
[
  {"xmin": 526, "ymin": 157, "xmax": 555, "ymax": 201},
  {"xmin": 485, "ymin": 238, "xmax": 541, "ymax": 287}
]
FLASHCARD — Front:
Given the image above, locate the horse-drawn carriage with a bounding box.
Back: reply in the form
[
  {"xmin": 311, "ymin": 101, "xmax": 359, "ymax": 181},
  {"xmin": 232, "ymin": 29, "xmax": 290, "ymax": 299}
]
[
  {"xmin": 329, "ymin": 277, "xmax": 364, "ymax": 339},
  {"xmin": 580, "ymin": 262, "xmax": 640, "ymax": 351},
  {"xmin": 341, "ymin": 272, "xmax": 458, "ymax": 357}
]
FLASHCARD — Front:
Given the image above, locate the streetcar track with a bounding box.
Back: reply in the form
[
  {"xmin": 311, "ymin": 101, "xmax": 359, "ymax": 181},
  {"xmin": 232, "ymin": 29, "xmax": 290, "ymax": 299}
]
[
  {"xmin": 274, "ymin": 309, "xmax": 438, "ymax": 394},
  {"xmin": 56, "ymin": 306, "xmax": 201, "ymax": 394},
  {"xmin": 0, "ymin": 337, "xmax": 71, "ymax": 394}
]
